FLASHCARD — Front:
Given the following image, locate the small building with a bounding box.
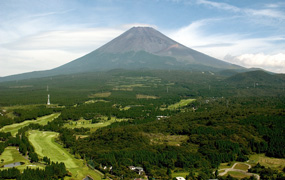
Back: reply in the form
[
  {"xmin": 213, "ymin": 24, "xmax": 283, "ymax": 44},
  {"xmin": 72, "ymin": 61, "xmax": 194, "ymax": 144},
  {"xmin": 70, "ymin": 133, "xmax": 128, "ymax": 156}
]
[
  {"xmin": 129, "ymin": 166, "xmax": 144, "ymax": 175},
  {"xmin": 156, "ymin": 116, "xmax": 168, "ymax": 120},
  {"xmin": 176, "ymin": 177, "xmax": 186, "ymax": 180},
  {"xmin": 129, "ymin": 166, "xmax": 136, "ymax": 170}
]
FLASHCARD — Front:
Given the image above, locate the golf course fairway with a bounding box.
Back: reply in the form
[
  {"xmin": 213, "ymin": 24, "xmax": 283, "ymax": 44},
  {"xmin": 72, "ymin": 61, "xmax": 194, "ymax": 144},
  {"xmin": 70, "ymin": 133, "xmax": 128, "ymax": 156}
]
[
  {"xmin": 0, "ymin": 113, "xmax": 60, "ymax": 136},
  {"xmin": 28, "ymin": 130, "xmax": 102, "ymax": 180}
]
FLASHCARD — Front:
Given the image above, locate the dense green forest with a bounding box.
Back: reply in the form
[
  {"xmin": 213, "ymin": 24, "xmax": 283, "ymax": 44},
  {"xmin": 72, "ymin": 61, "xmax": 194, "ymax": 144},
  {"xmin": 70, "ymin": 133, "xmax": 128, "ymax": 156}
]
[{"xmin": 0, "ymin": 69, "xmax": 284, "ymax": 179}]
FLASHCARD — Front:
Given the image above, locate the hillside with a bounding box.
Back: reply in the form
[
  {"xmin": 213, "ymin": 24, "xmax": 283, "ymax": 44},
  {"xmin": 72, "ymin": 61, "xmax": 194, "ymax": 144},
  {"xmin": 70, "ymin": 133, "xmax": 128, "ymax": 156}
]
[{"xmin": 226, "ymin": 70, "xmax": 285, "ymax": 87}]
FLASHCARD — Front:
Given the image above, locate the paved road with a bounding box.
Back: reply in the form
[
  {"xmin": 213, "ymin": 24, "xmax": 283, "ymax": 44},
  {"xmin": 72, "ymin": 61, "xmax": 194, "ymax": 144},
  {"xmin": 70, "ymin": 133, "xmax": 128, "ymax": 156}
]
[{"xmin": 218, "ymin": 162, "xmax": 260, "ymax": 180}]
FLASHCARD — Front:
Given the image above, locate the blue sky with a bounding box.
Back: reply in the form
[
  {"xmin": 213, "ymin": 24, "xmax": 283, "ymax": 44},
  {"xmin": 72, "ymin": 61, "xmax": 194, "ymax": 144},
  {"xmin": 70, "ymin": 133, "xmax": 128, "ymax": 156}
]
[{"xmin": 0, "ymin": 0, "xmax": 284, "ymax": 76}]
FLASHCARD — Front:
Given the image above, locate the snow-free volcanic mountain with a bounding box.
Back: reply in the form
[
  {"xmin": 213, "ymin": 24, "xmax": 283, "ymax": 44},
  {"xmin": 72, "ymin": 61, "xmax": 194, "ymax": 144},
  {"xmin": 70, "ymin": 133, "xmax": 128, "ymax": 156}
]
[{"xmin": 0, "ymin": 27, "xmax": 244, "ymax": 82}]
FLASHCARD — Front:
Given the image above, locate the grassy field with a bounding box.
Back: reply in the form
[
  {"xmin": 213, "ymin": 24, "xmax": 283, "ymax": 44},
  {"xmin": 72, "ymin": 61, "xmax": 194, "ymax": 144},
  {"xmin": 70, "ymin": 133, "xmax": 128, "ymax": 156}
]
[
  {"xmin": 136, "ymin": 94, "xmax": 159, "ymax": 99},
  {"xmin": 249, "ymin": 154, "xmax": 285, "ymax": 171},
  {"xmin": 88, "ymin": 92, "xmax": 111, "ymax": 98},
  {"xmin": 0, "ymin": 146, "xmax": 44, "ymax": 171},
  {"xmin": 64, "ymin": 116, "xmax": 130, "ymax": 132},
  {"xmin": 0, "ymin": 113, "xmax": 60, "ymax": 136},
  {"xmin": 147, "ymin": 133, "xmax": 189, "ymax": 146},
  {"xmin": 172, "ymin": 171, "xmax": 188, "ymax": 178},
  {"xmin": 227, "ymin": 171, "xmax": 251, "ymax": 179},
  {"xmin": 84, "ymin": 99, "xmax": 108, "ymax": 104},
  {"xmin": 28, "ymin": 130, "xmax": 102, "ymax": 180},
  {"xmin": 234, "ymin": 163, "xmax": 250, "ymax": 171},
  {"xmin": 167, "ymin": 99, "xmax": 196, "ymax": 110}
]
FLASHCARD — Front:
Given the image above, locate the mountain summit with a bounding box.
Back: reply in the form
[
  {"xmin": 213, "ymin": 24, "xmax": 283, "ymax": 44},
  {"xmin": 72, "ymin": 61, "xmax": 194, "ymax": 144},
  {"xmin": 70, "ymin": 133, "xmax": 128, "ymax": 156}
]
[
  {"xmin": 54, "ymin": 26, "xmax": 242, "ymax": 73},
  {"xmin": 98, "ymin": 27, "xmax": 180, "ymax": 53},
  {"xmin": 0, "ymin": 27, "xmax": 244, "ymax": 82}
]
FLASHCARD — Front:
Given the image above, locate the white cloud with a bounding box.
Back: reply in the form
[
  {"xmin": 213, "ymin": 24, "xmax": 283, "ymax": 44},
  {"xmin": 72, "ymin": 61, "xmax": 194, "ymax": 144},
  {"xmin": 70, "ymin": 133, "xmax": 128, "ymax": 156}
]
[
  {"xmin": 0, "ymin": 27, "xmax": 126, "ymax": 77},
  {"xmin": 197, "ymin": 0, "xmax": 285, "ymax": 20},
  {"xmin": 0, "ymin": 48, "xmax": 83, "ymax": 77},
  {"xmin": 168, "ymin": 20, "xmax": 285, "ymax": 73},
  {"xmin": 197, "ymin": 0, "xmax": 240, "ymax": 12},
  {"xmin": 122, "ymin": 23, "xmax": 158, "ymax": 29},
  {"xmin": 3, "ymin": 28, "xmax": 124, "ymax": 52},
  {"xmin": 245, "ymin": 9, "xmax": 285, "ymax": 19},
  {"xmin": 225, "ymin": 53, "xmax": 285, "ymax": 73}
]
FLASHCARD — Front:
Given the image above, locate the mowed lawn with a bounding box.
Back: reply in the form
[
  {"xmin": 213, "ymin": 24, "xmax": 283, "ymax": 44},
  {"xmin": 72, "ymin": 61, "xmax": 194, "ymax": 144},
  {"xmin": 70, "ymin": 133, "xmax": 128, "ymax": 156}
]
[
  {"xmin": 0, "ymin": 113, "xmax": 60, "ymax": 136},
  {"xmin": 28, "ymin": 130, "xmax": 102, "ymax": 180},
  {"xmin": 167, "ymin": 99, "xmax": 196, "ymax": 110},
  {"xmin": 0, "ymin": 146, "xmax": 44, "ymax": 171}
]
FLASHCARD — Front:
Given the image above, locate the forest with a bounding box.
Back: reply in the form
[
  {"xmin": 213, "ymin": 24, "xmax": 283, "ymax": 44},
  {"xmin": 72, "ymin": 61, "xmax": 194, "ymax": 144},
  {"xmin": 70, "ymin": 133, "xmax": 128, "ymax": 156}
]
[{"xmin": 0, "ymin": 69, "xmax": 284, "ymax": 179}]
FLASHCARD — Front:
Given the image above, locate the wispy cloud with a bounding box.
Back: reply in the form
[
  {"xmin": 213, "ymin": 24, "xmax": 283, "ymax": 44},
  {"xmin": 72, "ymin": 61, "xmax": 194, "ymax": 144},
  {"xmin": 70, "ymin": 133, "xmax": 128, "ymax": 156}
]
[
  {"xmin": 168, "ymin": 19, "xmax": 285, "ymax": 73},
  {"xmin": 0, "ymin": 27, "xmax": 125, "ymax": 76},
  {"xmin": 197, "ymin": 0, "xmax": 240, "ymax": 12},
  {"xmin": 27, "ymin": 9, "xmax": 75, "ymax": 19},
  {"xmin": 245, "ymin": 9, "xmax": 285, "ymax": 19},
  {"xmin": 3, "ymin": 28, "xmax": 124, "ymax": 52},
  {"xmin": 197, "ymin": 0, "xmax": 285, "ymax": 20}
]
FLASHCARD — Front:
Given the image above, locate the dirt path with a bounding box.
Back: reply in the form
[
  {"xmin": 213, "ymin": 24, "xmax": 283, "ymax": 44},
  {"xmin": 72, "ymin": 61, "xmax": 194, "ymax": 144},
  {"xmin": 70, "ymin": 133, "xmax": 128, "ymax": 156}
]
[{"xmin": 218, "ymin": 162, "xmax": 260, "ymax": 180}]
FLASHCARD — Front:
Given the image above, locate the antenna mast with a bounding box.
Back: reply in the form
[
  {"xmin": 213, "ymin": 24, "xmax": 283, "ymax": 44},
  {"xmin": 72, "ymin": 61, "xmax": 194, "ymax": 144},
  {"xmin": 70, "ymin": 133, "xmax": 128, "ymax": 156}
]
[{"xmin": 47, "ymin": 94, "xmax": 50, "ymax": 105}]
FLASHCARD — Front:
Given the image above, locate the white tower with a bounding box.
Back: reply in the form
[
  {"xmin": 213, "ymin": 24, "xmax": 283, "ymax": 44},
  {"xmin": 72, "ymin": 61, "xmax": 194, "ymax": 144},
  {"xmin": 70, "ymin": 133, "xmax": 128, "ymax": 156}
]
[{"xmin": 47, "ymin": 94, "xmax": 50, "ymax": 105}]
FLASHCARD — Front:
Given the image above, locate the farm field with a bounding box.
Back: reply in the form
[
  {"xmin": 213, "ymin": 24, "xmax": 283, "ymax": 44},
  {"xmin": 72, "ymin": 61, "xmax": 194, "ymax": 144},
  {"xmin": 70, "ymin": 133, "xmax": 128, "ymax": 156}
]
[
  {"xmin": 0, "ymin": 113, "xmax": 60, "ymax": 136},
  {"xmin": 28, "ymin": 130, "xmax": 102, "ymax": 180}
]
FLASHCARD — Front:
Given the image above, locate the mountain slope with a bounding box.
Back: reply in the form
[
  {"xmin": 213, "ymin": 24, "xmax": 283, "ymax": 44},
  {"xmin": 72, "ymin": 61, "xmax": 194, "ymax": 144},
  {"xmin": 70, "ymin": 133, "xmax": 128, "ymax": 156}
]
[
  {"xmin": 0, "ymin": 27, "xmax": 244, "ymax": 82},
  {"xmin": 60, "ymin": 27, "xmax": 242, "ymax": 71}
]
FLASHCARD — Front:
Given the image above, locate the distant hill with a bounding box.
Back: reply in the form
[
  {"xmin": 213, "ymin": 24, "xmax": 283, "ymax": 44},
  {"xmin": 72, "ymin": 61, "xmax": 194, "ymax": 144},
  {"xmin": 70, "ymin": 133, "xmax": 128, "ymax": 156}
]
[
  {"xmin": 226, "ymin": 70, "xmax": 285, "ymax": 87},
  {"xmin": 1, "ymin": 27, "xmax": 245, "ymax": 82}
]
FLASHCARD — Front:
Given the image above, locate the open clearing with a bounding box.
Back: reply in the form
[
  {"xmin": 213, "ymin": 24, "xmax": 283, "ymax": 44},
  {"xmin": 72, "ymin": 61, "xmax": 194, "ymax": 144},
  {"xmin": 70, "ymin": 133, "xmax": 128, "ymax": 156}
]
[
  {"xmin": 28, "ymin": 130, "xmax": 102, "ymax": 180},
  {"xmin": 218, "ymin": 162, "xmax": 260, "ymax": 180},
  {"xmin": 88, "ymin": 92, "xmax": 111, "ymax": 98},
  {"xmin": 64, "ymin": 116, "xmax": 130, "ymax": 132},
  {"xmin": 146, "ymin": 133, "xmax": 189, "ymax": 147},
  {"xmin": 136, "ymin": 94, "xmax": 159, "ymax": 99},
  {"xmin": 233, "ymin": 163, "xmax": 250, "ymax": 171},
  {"xmin": 84, "ymin": 99, "xmax": 108, "ymax": 104},
  {"xmin": 249, "ymin": 154, "xmax": 285, "ymax": 171},
  {"xmin": 167, "ymin": 99, "xmax": 196, "ymax": 110},
  {"xmin": 172, "ymin": 171, "xmax": 188, "ymax": 178},
  {"xmin": 0, "ymin": 113, "xmax": 60, "ymax": 136},
  {"xmin": 227, "ymin": 171, "xmax": 252, "ymax": 179}
]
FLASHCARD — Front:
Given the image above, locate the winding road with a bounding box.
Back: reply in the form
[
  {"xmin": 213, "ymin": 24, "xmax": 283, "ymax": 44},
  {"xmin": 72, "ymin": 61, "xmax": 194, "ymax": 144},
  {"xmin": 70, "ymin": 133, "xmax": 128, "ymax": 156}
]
[{"xmin": 218, "ymin": 162, "xmax": 260, "ymax": 180}]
